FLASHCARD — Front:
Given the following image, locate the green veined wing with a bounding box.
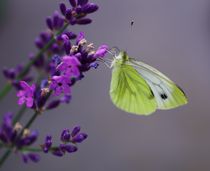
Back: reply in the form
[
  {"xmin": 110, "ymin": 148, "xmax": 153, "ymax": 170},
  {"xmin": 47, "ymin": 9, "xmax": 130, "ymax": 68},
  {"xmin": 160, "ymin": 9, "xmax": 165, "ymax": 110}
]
[
  {"xmin": 127, "ymin": 59, "xmax": 188, "ymax": 110},
  {"xmin": 110, "ymin": 63, "xmax": 157, "ymax": 115}
]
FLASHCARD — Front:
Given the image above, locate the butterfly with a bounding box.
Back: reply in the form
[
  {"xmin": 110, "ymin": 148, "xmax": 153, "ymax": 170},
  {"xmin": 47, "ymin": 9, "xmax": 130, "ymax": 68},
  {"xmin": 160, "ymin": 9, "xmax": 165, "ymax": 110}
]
[{"xmin": 109, "ymin": 50, "xmax": 188, "ymax": 115}]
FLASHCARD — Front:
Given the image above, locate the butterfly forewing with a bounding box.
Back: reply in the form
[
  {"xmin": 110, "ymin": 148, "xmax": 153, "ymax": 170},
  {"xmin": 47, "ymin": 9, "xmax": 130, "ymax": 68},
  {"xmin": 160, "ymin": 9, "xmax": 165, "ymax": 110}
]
[{"xmin": 110, "ymin": 63, "xmax": 157, "ymax": 115}]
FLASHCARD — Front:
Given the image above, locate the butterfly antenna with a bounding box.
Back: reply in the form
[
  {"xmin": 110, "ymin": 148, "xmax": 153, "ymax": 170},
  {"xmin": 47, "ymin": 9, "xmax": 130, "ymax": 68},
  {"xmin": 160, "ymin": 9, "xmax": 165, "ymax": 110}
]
[{"xmin": 97, "ymin": 57, "xmax": 112, "ymax": 68}]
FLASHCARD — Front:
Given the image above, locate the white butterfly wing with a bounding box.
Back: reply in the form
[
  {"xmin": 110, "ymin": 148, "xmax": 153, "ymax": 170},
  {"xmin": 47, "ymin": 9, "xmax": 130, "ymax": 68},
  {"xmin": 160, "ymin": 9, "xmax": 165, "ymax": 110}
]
[{"xmin": 128, "ymin": 59, "xmax": 188, "ymax": 109}]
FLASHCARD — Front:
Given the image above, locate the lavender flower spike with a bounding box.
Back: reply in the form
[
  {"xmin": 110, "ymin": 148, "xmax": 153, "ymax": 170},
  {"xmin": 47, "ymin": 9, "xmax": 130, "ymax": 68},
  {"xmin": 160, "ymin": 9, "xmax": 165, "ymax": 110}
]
[{"xmin": 16, "ymin": 81, "xmax": 36, "ymax": 108}]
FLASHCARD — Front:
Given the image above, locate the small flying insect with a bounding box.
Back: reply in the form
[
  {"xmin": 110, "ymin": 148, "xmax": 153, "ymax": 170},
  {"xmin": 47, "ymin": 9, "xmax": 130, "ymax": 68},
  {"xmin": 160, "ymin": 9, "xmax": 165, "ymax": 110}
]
[{"xmin": 130, "ymin": 20, "xmax": 134, "ymax": 26}]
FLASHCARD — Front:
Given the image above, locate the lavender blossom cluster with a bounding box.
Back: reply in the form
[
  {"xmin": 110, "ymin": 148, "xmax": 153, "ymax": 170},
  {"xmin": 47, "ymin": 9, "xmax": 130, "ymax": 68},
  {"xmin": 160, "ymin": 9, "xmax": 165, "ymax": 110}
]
[{"xmin": 0, "ymin": 0, "xmax": 108, "ymax": 166}]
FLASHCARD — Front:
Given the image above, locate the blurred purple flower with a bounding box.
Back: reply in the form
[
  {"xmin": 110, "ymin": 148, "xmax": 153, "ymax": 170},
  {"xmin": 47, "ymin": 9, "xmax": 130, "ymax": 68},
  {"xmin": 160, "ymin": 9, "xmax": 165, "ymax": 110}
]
[
  {"xmin": 42, "ymin": 126, "xmax": 87, "ymax": 157},
  {"xmin": 60, "ymin": 129, "xmax": 71, "ymax": 142},
  {"xmin": 16, "ymin": 81, "xmax": 36, "ymax": 108},
  {"xmin": 57, "ymin": 55, "xmax": 81, "ymax": 77},
  {"xmin": 42, "ymin": 135, "xmax": 52, "ymax": 153},
  {"xmin": 50, "ymin": 76, "xmax": 71, "ymax": 96},
  {"xmin": 22, "ymin": 153, "xmax": 40, "ymax": 163}
]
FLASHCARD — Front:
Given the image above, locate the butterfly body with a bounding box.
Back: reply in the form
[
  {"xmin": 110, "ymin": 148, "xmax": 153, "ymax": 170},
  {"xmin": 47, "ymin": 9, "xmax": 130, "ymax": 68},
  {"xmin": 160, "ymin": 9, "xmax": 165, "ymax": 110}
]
[{"xmin": 110, "ymin": 50, "xmax": 188, "ymax": 115}]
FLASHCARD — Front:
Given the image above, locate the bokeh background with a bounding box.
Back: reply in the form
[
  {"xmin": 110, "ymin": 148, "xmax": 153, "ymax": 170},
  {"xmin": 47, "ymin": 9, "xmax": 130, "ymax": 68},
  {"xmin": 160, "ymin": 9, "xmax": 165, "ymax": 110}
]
[{"xmin": 0, "ymin": 0, "xmax": 210, "ymax": 171}]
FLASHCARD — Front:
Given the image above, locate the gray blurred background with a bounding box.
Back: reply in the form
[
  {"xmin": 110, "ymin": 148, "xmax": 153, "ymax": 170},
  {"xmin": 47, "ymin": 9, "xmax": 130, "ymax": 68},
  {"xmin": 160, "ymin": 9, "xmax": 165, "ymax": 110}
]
[{"xmin": 0, "ymin": 0, "xmax": 210, "ymax": 171}]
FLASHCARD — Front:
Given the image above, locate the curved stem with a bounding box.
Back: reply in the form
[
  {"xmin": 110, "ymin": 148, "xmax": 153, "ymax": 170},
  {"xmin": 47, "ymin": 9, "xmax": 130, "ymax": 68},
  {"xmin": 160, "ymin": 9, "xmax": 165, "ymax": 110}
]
[
  {"xmin": 0, "ymin": 149, "xmax": 12, "ymax": 167},
  {"xmin": 21, "ymin": 147, "xmax": 43, "ymax": 152},
  {"xmin": 0, "ymin": 23, "xmax": 69, "ymax": 102},
  {"xmin": 12, "ymin": 106, "xmax": 27, "ymax": 126}
]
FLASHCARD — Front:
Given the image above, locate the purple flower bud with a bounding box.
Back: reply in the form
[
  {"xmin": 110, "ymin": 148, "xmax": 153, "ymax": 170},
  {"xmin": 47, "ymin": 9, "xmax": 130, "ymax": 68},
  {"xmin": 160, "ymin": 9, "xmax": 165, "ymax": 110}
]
[
  {"xmin": 76, "ymin": 32, "xmax": 85, "ymax": 44},
  {"xmin": 28, "ymin": 153, "xmax": 40, "ymax": 163},
  {"xmin": 64, "ymin": 144, "xmax": 78, "ymax": 153},
  {"xmin": 94, "ymin": 45, "xmax": 109, "ymax": 58},
  {"xmin": 19, "ymin": 130, "xmax": 38, "ymax": 146},
  {"xmin": 78, "ymin": 0, "xmax": 88, "ymax": 6},
  {"xmin": 65, "ymin": 32, "xmax": 77, "ymax": 39},
  {"xmin": 22, "ymin": 154, "xmax": 28, "ymax": 163},
  {"xmin": 60, "ymin": 129, "xmax": 71, "ymax": 142},
  {"xmin": 60, "ymin": 95, "xmax": 71, "ymax": 104},
  {"xmin": 59, "ymin": 3, "xmax": 67, "ymax": 16},
  {"xmin": 3, "ymin": 68, "xmax": 16, "ymax": 80},
  {"xmin": 75, "ymin": 6, "xmax": 83, "ymax": 14},
  {"xmin": 51, "ymin": 43, "xmax": 60, "ymax": 53},
  {"xmin": 57, "ymin": 18, "xmax": 64, "ymax": 29},
  {"xmin": 35, "ymin": 38, "xmax": 44, "ymax": 49},
  {"xmin": 69, "ymin": 0, "xmax": 77, "ymax": 7},
  {"xmin": 32, "ymin": 54, "xmax": 45, "ymax": 68},
  {"xmin": 52, "ymin": 148, "xmax": 64, "ymax": 157},
  {"xmin": 71, "ymin": 126, "xmax": 80, "ymax": 137},
  {"xmin": 61, "ymin": 34, "xmax": 69, "ymax": 41},
  {"xmin": 40, "ymin": 31, "xmax": 52, "ymax": 42},
  {"xmin": 42, "ymin": 135, "xmax": 52, "ymax": 153},
  {"xmin": 51, "ymin": 55, "xmax": 62, "ymax": 66},
  {"xmin": 65, "ymin": 9, "xmax": 72, "ymax": 20},
  {"xmin": 46, "ymin": 100, "xmax": 61, "ymax": 110},
  {"xmin": 76, "ymin": 18, "xmax": 92, "ymax": 25},
  {"xmin": 89, "ymin": 62, "xmax": 99, "ymax": 69},
  {"xmin": 64, "ymin": 41, "xmax": 71, "ymax": 54},
  {"xmin": 82, "ymin": 3, "xmax": 98, "ymax": 14},
  {"xmin": 53, "ymin": 11, "xmax": 61, "ymax": 29},
  {"xmin": 46, "ymin": 17, "xmax": 53, "ymax": 30},
  {"xmin": 72, "ymin": 133, "xmax": 88, "ymax": 143},
  {"xmin": 69, "ymin": 18, "xmax": 77, "ymax": 25}
]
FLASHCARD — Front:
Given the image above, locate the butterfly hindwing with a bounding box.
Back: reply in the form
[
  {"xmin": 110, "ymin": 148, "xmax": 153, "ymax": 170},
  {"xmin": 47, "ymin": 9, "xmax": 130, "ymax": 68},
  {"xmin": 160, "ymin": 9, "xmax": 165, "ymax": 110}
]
[
  {"xmin": 128, "ymin": 60, "xmax": 188, "ymax": 110},
  {"xmin": 110, "ymin": 63, "xmax": 157, "ymax": 115}
]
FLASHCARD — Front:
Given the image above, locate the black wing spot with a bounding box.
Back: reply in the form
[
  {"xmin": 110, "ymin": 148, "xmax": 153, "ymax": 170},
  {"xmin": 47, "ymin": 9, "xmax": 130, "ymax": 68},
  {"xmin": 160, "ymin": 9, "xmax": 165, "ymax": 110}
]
[{"xmin": 160, "ymin": 93, "xmax": 168, "ymax": 100}]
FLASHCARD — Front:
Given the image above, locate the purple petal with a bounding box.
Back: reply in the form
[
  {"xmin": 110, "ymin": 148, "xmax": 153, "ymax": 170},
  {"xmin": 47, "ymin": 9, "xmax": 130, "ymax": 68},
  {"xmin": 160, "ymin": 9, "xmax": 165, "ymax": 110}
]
[
  {"xmin": 69, "ymin": 0, "xmax": 77, "ymax": 7},
  {"xmin": 76, "ymin": 18, "xmax": 92, "ymax": 25},
  {"xmin": 19, "ymin": 81, "xmax": 30, "ymax": 90},
  {"xmin": 71, "ymin": 126, "xmax": 81, "ymax": 137},
  {"xmin": 52, "ymin": 148, "xmax": 64, "ymax": 157},
  {"xmin": 59, "ymin": 3, "xmax": 67, "ymax": 16},
  {"xmin": 28, "ymin": 153, "xmax": 40, "ymax": 163},
  {"xmin": 76, "ymin": 32, "xmax": 85, "ymax": 44},
  {"xmin": 18, "ymin": 97, "xmax": 25, "ymax": 106},
  {"xmin": 22, "ymin": 154, "xmax": 28, "ymax": 163},
  {"xmin": 46, "ymin": 17, "xmax": 53, "ymax": 30},
  {"xmin": 60, "ymin": 129, "xmax": 71, "ymax": 142},
  {"xmin": 72, "ymin": 133, "xmax": 88, "ymax": 143},
  {"xmin": 46, "ymin": 100, "xmax": 61, "ymax": 110},
  {"xmin": 64, "ymin": 144, "xmax": 78, "ymax": 153},
  {"xmin": 26, "ymin": 97, "xmax": 34, "ymax": 108},
  {"xmin": 65, "ymin": 9, "xmax": 72, "ymax": 20},
  {"xmin": 78, "ymin": 0, "xmax": 88, "ymax": 6},
  {"xmin": 94, "ymin": 45, "xmax": 109, "ymax": 58},
  {"xmin": 82, "ymin": 3, "xmax": 98, "ymax": 14}
]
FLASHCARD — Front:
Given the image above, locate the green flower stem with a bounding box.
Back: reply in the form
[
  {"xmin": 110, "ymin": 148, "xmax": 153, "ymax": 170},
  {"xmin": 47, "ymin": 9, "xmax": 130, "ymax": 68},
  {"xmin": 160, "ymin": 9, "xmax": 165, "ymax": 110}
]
[
  {"xmin": 21, "ymin": 147, "xmax": 43, "ymax": 152},
  {"xmin": 12, "ymin": 106, "xmax": 27, "ymax": 126},
  {"xmin": 0, "ymin": 83, "xmax": 12, "ymax": 102},
  {"xmin": 0, "ymin": 22, "xmax": 69, "ymax": 102},
  {"xmin": 0, "ymin": 149, "xmax": 12, "ymax": 167}
]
